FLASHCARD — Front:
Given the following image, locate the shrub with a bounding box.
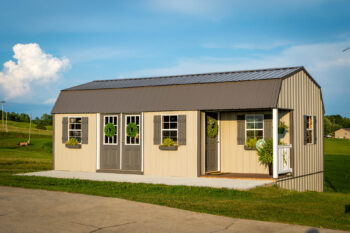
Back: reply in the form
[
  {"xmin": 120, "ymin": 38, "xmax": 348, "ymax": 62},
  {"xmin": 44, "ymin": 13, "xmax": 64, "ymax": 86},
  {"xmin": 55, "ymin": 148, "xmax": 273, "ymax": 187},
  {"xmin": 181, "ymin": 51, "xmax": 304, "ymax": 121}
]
[
  {"xmin": 162, "ymin": 138, "xmax": 175, "ymax": 147},
  {"xmin": 66, "ymin": 138, "xmax": 79, "ymax": 146},
  {"xmin": 246, "ymin": 137, "xmax": 258, "ymax": 149},
  {"xmin": 35, "ymin": 122, "xmax": 47, "ymax": 130}
]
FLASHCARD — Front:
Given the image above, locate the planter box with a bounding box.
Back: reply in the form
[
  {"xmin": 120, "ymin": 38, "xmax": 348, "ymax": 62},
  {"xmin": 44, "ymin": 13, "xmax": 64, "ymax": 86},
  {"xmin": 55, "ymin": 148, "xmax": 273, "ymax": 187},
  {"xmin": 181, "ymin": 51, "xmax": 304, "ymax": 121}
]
[
  {"xmin": 65, "ymin": 144, "xmax": 82, "ymax": 149},
  {"xmin": 244, "ymin": 145, "xmax": 256, "ymax": 150},
  {"xmin": 159, "ymin": 145, "xmax": 178, "ymax": 151}
]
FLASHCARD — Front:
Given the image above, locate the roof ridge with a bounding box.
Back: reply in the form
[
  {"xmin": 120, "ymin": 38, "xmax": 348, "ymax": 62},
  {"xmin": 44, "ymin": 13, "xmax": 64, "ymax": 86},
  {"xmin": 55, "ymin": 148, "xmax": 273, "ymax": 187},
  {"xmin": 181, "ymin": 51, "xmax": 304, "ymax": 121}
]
[{"xmin": 92, "ymin": 66, "xmax": 303, "ymax": 83}]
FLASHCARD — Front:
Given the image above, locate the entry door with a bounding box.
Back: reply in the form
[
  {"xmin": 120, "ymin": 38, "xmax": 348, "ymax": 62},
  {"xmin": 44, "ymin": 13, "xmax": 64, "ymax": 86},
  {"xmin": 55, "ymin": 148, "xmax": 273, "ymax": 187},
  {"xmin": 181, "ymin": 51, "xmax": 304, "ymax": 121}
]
[
  {"xmin": 121, "ymin": 114, "xmax": 142, "ymax": 171},
  {"xmin": 205, "ymin": 112, "xmax": 218, "ymax": 172},
  {"xmin": 100, "ymin": 114, "xmax": 120, "ymax": 169}
]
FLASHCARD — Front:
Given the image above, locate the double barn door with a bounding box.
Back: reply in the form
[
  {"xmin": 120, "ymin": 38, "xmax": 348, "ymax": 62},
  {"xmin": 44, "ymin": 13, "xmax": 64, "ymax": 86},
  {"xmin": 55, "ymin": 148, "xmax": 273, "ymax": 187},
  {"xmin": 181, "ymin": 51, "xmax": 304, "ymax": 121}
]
[{"xmin": 100, "ymin": 113, "xmax": 142, "ymax": 172}]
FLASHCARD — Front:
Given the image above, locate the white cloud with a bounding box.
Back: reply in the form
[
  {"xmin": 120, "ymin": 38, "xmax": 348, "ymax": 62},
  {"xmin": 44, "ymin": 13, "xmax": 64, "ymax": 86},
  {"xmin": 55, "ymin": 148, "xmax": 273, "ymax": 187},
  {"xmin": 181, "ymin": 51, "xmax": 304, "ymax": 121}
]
[
  {"xmin": 0, "ymin": 43, "xmax": 70, "ymax": 99},
  {"xmin": 201, "ymin": 41, "xmax": 290, "ymax": 50},
  {"xmin": 43, "ymin": 98, "xmax": 57, "ymax": 104}
]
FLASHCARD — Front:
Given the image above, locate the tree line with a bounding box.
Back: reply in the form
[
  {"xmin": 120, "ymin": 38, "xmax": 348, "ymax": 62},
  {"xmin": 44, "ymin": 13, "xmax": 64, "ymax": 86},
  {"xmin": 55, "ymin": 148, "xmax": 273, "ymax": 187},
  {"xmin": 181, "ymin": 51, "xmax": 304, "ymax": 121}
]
[{"xmin": 0, "ymin": 111, "xmax": 52, "ymax": 129}]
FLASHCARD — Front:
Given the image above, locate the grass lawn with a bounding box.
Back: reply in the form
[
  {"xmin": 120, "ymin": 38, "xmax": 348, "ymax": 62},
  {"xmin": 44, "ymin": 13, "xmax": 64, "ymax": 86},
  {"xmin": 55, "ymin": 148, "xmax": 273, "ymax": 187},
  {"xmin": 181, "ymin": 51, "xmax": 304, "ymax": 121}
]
[
  {"xmin": 0, "ymin": 121, "xmax": 350, "ymax": 231},
  {"xmin": 324, "ymin": 138, "xmax": 350, "ymax": 193}
]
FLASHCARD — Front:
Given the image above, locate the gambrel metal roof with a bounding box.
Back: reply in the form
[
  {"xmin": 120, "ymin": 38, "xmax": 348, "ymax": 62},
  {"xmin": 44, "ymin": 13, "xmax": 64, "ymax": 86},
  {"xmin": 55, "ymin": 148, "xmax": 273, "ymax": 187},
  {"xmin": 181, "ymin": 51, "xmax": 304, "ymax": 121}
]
[
  {"xmin": 52, "ymin": 66, "xmax": 319, "ymax": 114},
  {"xmin": 65, "ymin": 66, "xmax": 302, "ymax": 91}
]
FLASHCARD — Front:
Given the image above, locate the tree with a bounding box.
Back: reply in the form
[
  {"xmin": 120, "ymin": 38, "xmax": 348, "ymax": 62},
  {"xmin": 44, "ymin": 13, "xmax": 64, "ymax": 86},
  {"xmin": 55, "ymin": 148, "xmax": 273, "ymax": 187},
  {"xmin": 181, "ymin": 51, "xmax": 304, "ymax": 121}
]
[{"xmin": 324, "ymin": 117, "xmax": 332, "ymax": 135}]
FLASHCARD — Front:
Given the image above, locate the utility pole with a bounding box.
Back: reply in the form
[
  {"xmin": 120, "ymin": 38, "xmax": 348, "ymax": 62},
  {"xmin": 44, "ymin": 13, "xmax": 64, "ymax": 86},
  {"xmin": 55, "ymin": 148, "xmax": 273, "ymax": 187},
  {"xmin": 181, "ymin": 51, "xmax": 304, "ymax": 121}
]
[
  {"xmin": 28, "ymin": 114, "xmax": 32, "ymax": 144},
  {"xmin": 5, "ymin": 111, "xmax": 8, "ymax": 132},
  {"xmin": 1, "ymin": 100, "xmax": 5, "ymax": 131}
]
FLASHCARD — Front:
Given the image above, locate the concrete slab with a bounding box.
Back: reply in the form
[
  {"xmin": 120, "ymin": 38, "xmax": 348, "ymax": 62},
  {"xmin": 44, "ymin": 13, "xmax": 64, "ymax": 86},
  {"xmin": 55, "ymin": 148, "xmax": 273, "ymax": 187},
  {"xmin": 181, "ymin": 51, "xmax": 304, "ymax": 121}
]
[
  {"xmin": 0, "ymin": 186, "xmax": 346, "ymax": 233},
  {"xmin": 20, "ymin": 170, "xmax": 274, "ymax": 190}
]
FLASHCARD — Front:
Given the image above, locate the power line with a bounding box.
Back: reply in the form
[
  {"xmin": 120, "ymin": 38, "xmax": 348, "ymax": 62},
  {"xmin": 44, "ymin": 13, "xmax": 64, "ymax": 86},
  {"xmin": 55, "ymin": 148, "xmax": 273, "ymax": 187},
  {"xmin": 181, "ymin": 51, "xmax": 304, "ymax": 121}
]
[{"xmin": 343, "ymin": 47, "xmax": 350, "ymax": 52}]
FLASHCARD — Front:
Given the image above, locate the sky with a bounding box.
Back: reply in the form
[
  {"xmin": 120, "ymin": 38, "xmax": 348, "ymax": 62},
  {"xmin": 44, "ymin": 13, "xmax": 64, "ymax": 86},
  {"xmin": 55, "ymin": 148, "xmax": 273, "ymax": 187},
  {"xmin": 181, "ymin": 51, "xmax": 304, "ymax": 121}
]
[{"xmin": 0, "ymin": 0, "xmax": 350, "ymax": 117}]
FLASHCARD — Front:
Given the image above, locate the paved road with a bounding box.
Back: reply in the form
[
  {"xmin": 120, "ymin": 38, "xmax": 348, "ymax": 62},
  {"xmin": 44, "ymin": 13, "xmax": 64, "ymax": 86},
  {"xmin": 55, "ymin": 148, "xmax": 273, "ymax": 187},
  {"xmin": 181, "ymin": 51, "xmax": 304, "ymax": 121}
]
[{"xmin": 0, "ymin": 186, "xmax": 346, "ymax": 233}]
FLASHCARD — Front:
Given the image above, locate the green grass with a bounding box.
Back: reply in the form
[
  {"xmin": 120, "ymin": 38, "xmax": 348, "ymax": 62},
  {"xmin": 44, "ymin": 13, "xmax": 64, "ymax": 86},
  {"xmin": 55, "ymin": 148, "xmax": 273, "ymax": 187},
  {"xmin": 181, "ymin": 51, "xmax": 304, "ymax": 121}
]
[
  {"xmin": 0, "ymin": 122, "xmax": 349, "ymax": 231},
  {"xmin": 324, "ymin": 138, "xmax": 350, "ymax": 193}
]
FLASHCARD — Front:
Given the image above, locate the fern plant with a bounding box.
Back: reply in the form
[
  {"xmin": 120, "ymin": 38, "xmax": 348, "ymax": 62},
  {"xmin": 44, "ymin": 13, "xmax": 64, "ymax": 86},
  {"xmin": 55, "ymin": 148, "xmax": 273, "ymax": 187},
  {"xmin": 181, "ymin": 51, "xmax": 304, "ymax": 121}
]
[{"xmin": 256, "ymin": 138, "xmax": 273, "ymax": 174}]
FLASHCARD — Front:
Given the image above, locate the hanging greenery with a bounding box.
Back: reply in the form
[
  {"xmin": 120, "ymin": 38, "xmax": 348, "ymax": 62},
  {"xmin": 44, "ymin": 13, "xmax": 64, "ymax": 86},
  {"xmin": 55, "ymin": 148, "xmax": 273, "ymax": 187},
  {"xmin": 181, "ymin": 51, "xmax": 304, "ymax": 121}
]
[
  {"xmin": 207, "ymin": 117, "xmax": 218, "ymax": 138},
  {"xmin": 127, "ymin": 122, "xmax": 139, "ymax": 138},
  {"xmin": 104, "ymin": 123, "xmax": 116, "ymax": 138}
]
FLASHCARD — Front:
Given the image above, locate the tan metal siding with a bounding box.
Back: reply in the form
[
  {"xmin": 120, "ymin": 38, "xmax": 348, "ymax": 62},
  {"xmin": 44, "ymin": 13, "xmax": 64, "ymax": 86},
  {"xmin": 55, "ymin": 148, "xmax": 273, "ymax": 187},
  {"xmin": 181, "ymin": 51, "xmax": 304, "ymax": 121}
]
[
  {"xmin": 143, "ymin": 111, "xmax": 199, "ymax": 177},
  {"xmin": 54, "ymin": 114, "xmax": 97, "ymax": 172},
  {"xmin": 220, "ymin": 112, "xmax": 270, "ymax": 174},
  {"xmin": 277, "ymin": 70, "xmax": 324, "ymax": 192}
]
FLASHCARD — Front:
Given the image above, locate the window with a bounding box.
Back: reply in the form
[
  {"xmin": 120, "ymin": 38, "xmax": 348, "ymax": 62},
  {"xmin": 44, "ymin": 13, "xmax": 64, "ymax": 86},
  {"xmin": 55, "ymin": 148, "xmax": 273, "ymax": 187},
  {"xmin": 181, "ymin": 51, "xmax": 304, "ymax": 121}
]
[
  {"xmin": 162, "ymin": 115, "xmax": 178, "ymax": 144},
  {"xmin": 306, "ymin": 115, "xmax": 313, "ymax": 144},
  {"xmin": 245, "ymin": 114, "xmax": 264, "ymax": 140},
  {"xmin": 104, "ymin": 116, "xmax": 118, "ymax": 145},
  {"xmin": 68, "ymin": 117, "xmax": 82, "ymax": 143},
  {"xmin": 125, "ymin": 115, "xmax": 140, "ymax": 145}
]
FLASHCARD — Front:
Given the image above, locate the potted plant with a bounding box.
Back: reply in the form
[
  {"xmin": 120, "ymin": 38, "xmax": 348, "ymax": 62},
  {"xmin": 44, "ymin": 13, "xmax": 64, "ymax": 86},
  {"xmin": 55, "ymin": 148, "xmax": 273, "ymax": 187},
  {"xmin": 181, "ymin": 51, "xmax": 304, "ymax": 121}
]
[
  {"xmin": 256, "ymin": 138, "xmax": 273, "ymax": 175},
  {"xmin": 159, "ymin": 138, "xmax": 178, "ymax": 151},
  {"xmin": 65, "ymin": 138, "xmax": 81, "ymax": 149},
  {"xmin": 245, "ymin": 137, "xmax": 258, "ymax": 150},
  {"xmin": 278, "ymin": 121, "xmax": 288, "ymax": 135}
]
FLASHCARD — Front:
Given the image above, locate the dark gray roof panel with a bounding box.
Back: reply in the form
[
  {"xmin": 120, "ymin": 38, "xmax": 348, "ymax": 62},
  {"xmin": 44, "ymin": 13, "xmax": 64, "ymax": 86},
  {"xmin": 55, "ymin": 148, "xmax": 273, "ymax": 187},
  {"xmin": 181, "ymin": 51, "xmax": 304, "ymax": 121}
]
[
  {"xmin": 52, "ymin": 79, "xmax": 282, "ymax": 114},
  {"xmin": 65, "ymin": 66, "xmax": 302, "ymax": 91}
]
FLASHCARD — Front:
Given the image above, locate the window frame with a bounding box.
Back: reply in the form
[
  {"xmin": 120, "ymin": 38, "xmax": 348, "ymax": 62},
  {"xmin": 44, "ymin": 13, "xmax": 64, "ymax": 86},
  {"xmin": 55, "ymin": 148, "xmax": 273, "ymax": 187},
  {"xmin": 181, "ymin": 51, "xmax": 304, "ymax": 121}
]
[
  {"xmin": 306, "ymin": 115, "xmax": 314, "ymax": 145},
  {"xmin": 103, "ymin": 115, "xmax": 118, "ymax": 145},
  {"xmin": 161, "ymin": 114, "xmax": 178, "ymax": 145},
  {"xmin": 245, "ymin": 114, "xmax": 264, "ymax": 142},
  {"xmin": 125, "ymin": 114, "xmax": 140, "ymax": 145},
  {"xmin": 68, "ymin": 116, "xmax": 82, "ymax": 144}
]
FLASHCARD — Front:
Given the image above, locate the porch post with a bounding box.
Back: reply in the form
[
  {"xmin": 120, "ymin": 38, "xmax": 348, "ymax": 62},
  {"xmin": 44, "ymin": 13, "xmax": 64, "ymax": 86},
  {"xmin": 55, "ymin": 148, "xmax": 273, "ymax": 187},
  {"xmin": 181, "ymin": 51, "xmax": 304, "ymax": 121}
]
[
  {"xmin": 96, "ymin": 113, "xmax": 100, "ymax": 170},
  {"xmin": 272, "ymin": 108, "xmax": 278, "ymax": 179}
]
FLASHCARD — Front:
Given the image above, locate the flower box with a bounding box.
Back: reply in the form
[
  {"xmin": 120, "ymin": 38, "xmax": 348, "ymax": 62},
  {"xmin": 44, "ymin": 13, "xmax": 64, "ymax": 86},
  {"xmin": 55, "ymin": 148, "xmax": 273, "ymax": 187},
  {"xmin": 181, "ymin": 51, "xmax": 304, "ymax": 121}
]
[
  {"xmin": 65, "ymin": 144, "xmax": 82, "ymax": 149},
  {"xmin": 159, "ymin": 145, "xmax": 178, "ymax": 151}
]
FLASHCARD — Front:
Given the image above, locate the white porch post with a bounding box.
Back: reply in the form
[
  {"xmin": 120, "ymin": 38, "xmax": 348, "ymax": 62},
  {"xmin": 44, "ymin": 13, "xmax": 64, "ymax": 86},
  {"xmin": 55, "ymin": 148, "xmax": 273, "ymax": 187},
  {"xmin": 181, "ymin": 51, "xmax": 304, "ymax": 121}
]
[
  {"xmin": 272, "ymin": 108, "xmax": 278, "ymax": 179},
  {"xmin": 96, "ymin": 113, "xmax": 100, "ymax": 170}
]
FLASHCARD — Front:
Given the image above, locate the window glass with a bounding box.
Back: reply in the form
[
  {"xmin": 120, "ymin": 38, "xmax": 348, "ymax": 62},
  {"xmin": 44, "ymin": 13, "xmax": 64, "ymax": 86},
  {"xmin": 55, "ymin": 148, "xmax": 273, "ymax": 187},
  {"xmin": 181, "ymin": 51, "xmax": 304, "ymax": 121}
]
[
  {"xmin": 306, "ymin": 116, "xmax": 313, "ymax": 144},
  {"xmin": 245, "ymin": 114, "xmax": 264, "ymax": 141},
  {"xmin": 125, "ymin": 115, "xmax": 140, "ymax": 145},
  {"xmin": 68, "ymin": 117, "xmax": 82, "ymax": 143},
  {"xmin": 162, "ymin": 115, "xmax": 178, "ymax": 144},
  {"xmin": 104, "ymin": 116, "xmax": 118, "ymax": 145}
]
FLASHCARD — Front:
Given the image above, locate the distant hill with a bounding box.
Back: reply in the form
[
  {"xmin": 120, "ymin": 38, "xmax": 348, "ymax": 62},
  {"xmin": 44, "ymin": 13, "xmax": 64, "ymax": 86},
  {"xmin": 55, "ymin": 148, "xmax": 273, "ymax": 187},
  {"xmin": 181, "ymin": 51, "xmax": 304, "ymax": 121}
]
[{"xmin": 0, "ymin": 120, "xmax": 52, "ymax": 136}]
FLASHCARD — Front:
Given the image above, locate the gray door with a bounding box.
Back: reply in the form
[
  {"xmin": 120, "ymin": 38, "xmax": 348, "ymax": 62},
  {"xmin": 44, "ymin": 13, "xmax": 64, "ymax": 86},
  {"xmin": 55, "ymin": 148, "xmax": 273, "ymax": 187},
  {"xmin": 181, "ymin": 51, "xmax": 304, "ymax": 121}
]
[
  {"xmin": 121, "ymin": 114, "xmax": 142, "ymax": 171},
  {"xmin": 100, "ymin": 114, "xmax": 120, "ymax": 169},
  {"xmin": 205, "ymin": 112, "xmax": 218, "ymax": 172}
]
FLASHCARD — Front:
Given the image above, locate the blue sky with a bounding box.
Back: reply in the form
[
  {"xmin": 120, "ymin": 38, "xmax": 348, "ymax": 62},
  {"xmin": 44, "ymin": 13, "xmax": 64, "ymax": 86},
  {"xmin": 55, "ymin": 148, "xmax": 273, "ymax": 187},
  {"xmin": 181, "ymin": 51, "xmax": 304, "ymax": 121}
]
[{"xmin": 0, "ymin": 0, "xmax": 350, "ymax": 117}]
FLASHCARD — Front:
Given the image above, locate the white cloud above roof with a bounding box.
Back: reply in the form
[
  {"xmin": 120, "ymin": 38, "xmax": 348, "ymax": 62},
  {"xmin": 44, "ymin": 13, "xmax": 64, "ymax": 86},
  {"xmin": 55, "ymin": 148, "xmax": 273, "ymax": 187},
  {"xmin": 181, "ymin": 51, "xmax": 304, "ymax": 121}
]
[{"xmin": 0, "ymin": 43, "xmax": 70, "ymax": 99}]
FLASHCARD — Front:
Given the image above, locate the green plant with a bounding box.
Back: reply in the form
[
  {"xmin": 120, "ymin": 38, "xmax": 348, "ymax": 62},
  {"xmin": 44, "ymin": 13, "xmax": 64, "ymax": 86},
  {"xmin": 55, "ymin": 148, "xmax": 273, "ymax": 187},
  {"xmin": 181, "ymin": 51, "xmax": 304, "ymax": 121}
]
[
  {"xmin": 278, "ymin": 121, "xmax": 288, "ymax": 134},
  {"xmin": 162, "ymin": 138, "xmax": 174, "ymax": 147},
  {"xmin": 66, "ymin": 138, "xmax": 79, "ymax": 146},
  {"xmin": 104, "ymin": 123, "xmax": 116, "ymax": 138},
  {"xmin": 256, "ymin": 138, "xmax": 273, "ymax": 168},
  {"xmin": 246, "ymin": 137, "xmax": 258, "ymax": 149},
  {"xmin": 126, "ymin": 122, "xmax": 138, "ymax": 138},
  {"xmin": 207, "ymin": 117, "xmax": 218, "ymax": 138}
]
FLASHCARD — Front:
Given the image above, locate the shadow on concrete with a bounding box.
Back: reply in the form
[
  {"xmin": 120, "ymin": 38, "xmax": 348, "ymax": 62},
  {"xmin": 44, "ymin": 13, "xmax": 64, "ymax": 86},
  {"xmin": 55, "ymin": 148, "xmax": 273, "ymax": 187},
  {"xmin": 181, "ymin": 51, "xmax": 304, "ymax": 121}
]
[{"xmin": 306, "ymin": 228, "xmax": 319, "ymax": 233}]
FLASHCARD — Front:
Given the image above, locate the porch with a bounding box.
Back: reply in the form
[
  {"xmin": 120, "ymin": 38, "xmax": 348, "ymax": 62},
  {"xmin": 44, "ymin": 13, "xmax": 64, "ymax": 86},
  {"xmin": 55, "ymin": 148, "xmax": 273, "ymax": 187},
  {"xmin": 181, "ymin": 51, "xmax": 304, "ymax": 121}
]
[
  {"xmin": 201, "ymin": 108, "xmax": 293, "ymax": 179},
  {"xmin": 20, "ymin": 170, "xmax": 275, "ymax": 190}
]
